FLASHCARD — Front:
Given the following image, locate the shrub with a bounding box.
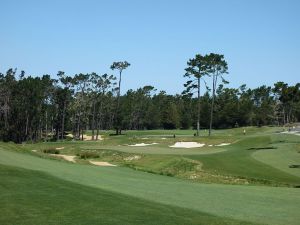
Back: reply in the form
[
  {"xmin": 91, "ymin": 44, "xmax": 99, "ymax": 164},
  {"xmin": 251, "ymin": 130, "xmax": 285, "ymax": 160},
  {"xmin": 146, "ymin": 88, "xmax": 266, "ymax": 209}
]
[
  {"xmin": 43, "ymin": 148, "xmax": 60, "ymax": 154},
  {"xmin": 289, "ymin": 165, "xmax": 300, "ymax": 168},
  {"xmin": 77, "ymin": 152, "xmax": 99, "ymax": 159}
]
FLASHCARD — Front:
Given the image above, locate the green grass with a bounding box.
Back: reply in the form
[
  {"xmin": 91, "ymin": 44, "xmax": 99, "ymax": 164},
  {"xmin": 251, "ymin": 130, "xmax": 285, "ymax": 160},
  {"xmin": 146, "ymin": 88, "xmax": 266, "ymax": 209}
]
[
  {"xmin": 5, "ymin": 126, "xmax": 300, "ymax": 186},
  {"xmin": 187, "ymin": 135, "xmax": 300, "ymax": 186},
  {"xmin": 252, "ymin": 134, "xmax": 300, "ymax": 178},
  {"xmin": 1, "ymin": 126, "xmax": 300, "ymax": 224},
  {"xmin": 0, "ymin": 148, "xmax": 300, "ymax": 225},
  {"xmin": 0, "ymin": 164, "xmax": 257, "ymax": 225}
]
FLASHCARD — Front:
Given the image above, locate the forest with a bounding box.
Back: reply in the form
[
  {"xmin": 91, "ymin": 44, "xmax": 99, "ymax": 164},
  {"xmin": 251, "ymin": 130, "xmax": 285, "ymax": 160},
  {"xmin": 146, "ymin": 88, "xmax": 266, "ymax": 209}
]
[{"xmin": 0, "ymin": 54, "xmax": 300, "ymax": 143}]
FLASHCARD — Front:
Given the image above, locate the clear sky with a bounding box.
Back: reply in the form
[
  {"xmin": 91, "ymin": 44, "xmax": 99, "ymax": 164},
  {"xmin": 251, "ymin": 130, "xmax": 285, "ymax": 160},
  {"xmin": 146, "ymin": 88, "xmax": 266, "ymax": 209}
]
[{"xmin": 0, "ymin": 0, "xmax": 299, "ymax": 94}]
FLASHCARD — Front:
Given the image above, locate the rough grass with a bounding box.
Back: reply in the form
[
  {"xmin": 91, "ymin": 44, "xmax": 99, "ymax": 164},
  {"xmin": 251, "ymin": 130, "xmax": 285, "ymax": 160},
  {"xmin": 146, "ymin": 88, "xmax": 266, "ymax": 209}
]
[{"xmin": 76, "ymin": 151, "xmax": 99, "ymax": 159}]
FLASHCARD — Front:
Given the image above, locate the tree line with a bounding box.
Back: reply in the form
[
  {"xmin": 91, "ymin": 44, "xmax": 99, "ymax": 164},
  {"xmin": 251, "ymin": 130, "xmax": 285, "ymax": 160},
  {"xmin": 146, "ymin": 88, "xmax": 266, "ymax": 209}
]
[{"xmin": 0, "ymin": 55, "xmax": 300, "ymax": 143}]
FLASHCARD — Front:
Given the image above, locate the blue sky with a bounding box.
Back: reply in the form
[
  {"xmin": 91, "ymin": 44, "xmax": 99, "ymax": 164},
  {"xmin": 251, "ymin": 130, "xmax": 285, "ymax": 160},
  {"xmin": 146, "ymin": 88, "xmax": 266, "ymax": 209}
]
[{"xmin": 0, "ymin": 0, "xmax": 299, "ymax": 94}]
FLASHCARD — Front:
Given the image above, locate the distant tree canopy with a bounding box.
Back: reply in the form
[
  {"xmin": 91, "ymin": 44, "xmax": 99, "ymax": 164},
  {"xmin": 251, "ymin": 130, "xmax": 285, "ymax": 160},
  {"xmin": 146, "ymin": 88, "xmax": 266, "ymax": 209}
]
[{"xmin": 0, "ymin": 60, "xmax": 300, "ymax": 143}]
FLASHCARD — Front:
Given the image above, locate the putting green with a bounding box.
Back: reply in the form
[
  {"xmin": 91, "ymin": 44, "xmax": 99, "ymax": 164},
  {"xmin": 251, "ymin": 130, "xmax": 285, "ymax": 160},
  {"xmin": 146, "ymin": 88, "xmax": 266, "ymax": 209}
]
[{"xmin": 0, "ymin": 148, "xmax": 299, "ymax": 225}]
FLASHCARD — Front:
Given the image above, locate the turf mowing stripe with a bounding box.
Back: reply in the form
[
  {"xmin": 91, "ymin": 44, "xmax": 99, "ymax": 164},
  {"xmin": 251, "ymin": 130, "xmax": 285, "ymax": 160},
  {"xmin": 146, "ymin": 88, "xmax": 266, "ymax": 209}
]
[
  {"xmin": 1, "ymin": 164, "xmax": 260, "ymax": 225},
  {"xmin": 0, "ymin": 149, "xmax": 299, "ymax": 225}
]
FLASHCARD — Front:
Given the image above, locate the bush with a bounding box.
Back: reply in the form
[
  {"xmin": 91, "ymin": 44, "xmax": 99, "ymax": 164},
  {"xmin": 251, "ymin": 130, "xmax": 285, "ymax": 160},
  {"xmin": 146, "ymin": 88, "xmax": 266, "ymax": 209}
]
[
  {"xmin": 43, "ymin": 148, "xmax": 60, "ymax": 154},
  {"xmin": 77, "ymin": 152, "xmax": 99, "ymax": 159},
  {"xmin": 289, "ymin": 165, "xmax": 300, "ymax": 168}
]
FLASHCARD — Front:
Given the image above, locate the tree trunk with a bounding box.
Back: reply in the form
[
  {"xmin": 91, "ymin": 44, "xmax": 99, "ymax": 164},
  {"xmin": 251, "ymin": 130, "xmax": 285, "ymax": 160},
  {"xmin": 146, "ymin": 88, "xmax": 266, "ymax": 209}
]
[
  {"xmin": 61, "ymin": 100, "xmax": 66, "ymax": 140},
  {"xmin": 39, "ymin": 117, "xmax": 42, "ymax": 141},
  {"xmin": 3, "ymin": 101, "xmax": 9, "ymax": 130},
  {"xmin": 96, "ymin": 98, "xmax": 103, "ymax": 140},
  {"xmin": 91, "ymin": 100, "xmax": 96, "ymax": 140},
  {"xmin": 71, "ymin": 113, "xmax": 76, "ymax": 140},
  {"xmin": 209, "ymin": 75, "xmax": 217, "ymax": 136},
  {"xmin": 56, "ymin": 125, "xmax": 59, "ymax": 141},
  {"xmin": 77, "ymin": 113, "xmax": 81, "ymax": 140},
  {"xmin": 115, "ymin": 70, "xmax": 122, "ymax": 135},
  {"xmin": 25, "ymin": 113, "xmax": 29, "ymax": 139},
  {"xmin": 45, "ymin": 110, "xmax": 48, "ymax": 142},
  {"xmin": 117, "ymin": 70, "xmax": 122, "ymax": 107},
  {"xmin": 196, "ymin": 77, "xmax": 201, "ymax": 136},
  {"xmin": 51, "ymin": 116, "xmax": 54, "ymax": 138},
  {"xmin": 96, "ymin": 115, "xmax": 99, "ymax": 140}
]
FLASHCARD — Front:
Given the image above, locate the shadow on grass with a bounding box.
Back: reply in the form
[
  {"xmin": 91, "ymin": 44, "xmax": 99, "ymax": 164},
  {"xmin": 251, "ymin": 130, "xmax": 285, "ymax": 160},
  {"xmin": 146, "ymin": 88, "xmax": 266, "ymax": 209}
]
[{"xmin": 247, "ymin": 147, "xmax": 277, "ymax": 150}]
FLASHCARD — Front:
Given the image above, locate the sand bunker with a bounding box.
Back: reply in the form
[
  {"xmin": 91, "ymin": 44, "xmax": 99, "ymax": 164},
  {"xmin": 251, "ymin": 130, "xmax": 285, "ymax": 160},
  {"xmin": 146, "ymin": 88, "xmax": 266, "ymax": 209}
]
[
  {"xmin": 50, "ymin": 154, "xmax": 76, "ymax": 162},
  {"xmin": 67, "ymin": 133, "xmax": 103, "ymax": 140},
  {"xmin": 82, "ymin": 134, "xmax": 104, "ymax": 141},
  {"xmin": 124, "ymin": 155, "xmax": 141, "ymax": 161},
  {"xmin": 128, "ymin": 143, "xmax": 158, "ymax": 147},
  {"xmin": 281, "ymin": 131, "xmax": 300, "ymax": 136},
  {"xmin": 55, "ymin": 147, "xmax": 65, "ymax": 150},
  {"xmin": 169, "ymin": 142, "xmax": 205, "ymax": 148},
  {"xmin": 215, "ymin": 143, "xmax": 231, "ymax": 147},
  {"xmin": 90, "ymin": 161, "xmax": 116, "ymax": 167},
  {"xmin": 31, "ymin": 150, "xmax": 37, "ymax": 152}
]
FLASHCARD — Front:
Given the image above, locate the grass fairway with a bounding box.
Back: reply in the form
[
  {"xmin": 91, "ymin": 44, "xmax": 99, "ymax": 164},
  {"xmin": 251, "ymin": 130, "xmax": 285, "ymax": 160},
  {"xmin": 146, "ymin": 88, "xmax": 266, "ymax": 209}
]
[
  {"xmin": 252, "ymin": 134, "xmax": 300, "ymax": 178},
  {"xmin": 0, "ymin": 147, "xmax": 300, "ymax": 225},
  {"xmin": 1, "ymin": 164, "xmax": 256, "ymax": 225}
]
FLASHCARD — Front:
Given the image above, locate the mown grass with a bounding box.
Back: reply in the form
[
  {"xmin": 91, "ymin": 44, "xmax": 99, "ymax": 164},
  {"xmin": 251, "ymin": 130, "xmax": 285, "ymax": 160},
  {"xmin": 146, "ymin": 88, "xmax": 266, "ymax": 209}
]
[
  {"xmin": 187, "ymin": 135, "xmax": 300, "ymax": 186},
  {"xmin": 0, "ymin": 164, "xmax": 258, "ymax": 225},
  {"xmin": 0, "ymin": 148, "xmax": 300, "ymax": 225},
  {"xmin": 252, "ymin": 134, "xmax": 300, "ymax": 178},
  {"xmin": 3, "ymin": 126, "xmax": 300, "ymax": 186}
]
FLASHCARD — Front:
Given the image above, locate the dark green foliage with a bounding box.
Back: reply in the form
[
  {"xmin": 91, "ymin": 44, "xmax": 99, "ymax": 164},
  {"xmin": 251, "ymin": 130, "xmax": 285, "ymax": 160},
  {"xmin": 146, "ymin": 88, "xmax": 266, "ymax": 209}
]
[
  {"xmin": 43, "ymin": 148, "xmax": 60, "ymax": 154},
  {"xmin": 76, "ymin": 151, "xmax": 99, "ymax": 159},
  {"xmin": 289, "ymin": 165, "xmax": 300, "ymax": 168},
  {"xmin": 0, "ymin": 66, "xmax": 300, "ymax": 143}
]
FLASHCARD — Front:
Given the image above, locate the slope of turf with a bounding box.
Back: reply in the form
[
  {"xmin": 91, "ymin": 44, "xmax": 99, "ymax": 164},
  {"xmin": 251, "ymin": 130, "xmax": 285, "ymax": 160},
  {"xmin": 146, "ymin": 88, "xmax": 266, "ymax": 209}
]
[
  {"xmin": 187, "ymin": 135, "xmax": 300, "ymax": 186},
  {"xmin": 0, "ymin": 148, "xmax": 299, "ymax": 225},
  {"xmin": 0, "ymin": 164, "xmax": 256, "ymax": 225},
  {"xmin": 252, "ymin": 134, "xmax": 300, "ymax": 177}
]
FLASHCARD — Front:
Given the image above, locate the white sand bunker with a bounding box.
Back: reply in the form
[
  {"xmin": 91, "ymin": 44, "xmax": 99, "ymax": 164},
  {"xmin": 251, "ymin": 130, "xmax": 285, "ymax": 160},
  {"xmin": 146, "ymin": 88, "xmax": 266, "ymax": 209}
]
[
  {"xmin": 281, "ymin": 131, "xmax": 300, "ymax": 136},
  {"xmin": 67, "ymin": 133, "xmax": 104, "ymax": 140},
  {"xmin": 50, "ymin": 154, "xmax": 76, "ymax": 162},
  {"xmin": 169, "ymin": 142, "xmax": 205, "ymax": 148},
  {"xmin": 215, "ymin": 143, "xmax": 231, "ymax": 146},
  {"xmin": 55, "ymin": 147, "xmax": 65, "ymax": 150},
  {"xmin": 82, "ymin": 134, "xmax": 104, "ymax": 141},
  {"xmin": 128, "ymin": 143, "xmax": 158, "ymax": 147},
  {"xmin": 124, "ymin": 155, "xmax": 141, "ymax": 161},
  {"xmin": 90, "ymin": 161, "xmax": 116, "ymax": 167}
]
